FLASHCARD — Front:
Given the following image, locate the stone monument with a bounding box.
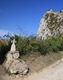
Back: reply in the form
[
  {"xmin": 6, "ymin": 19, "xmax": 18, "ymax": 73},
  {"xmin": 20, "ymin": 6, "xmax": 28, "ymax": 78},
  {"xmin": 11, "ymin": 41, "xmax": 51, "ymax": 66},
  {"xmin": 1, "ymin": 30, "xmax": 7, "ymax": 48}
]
[
  {"xmin": 4, "ymin": 39, "xmax": 29, "ymax": 75},
  {"xmin": 10, "ymin": 39, "xmax": 16, "ymax": 52}
]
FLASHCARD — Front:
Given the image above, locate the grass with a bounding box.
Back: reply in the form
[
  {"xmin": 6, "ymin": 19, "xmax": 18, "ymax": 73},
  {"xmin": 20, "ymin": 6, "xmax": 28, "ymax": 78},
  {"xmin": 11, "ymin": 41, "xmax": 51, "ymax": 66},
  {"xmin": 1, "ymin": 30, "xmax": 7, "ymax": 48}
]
[
  {"xmin": 1, "ymin": 34, "xmax": 63, "ymax": 74},
  {"xmin": 20, "ymin": 51, "xmax": 63, "ymax": 73}
]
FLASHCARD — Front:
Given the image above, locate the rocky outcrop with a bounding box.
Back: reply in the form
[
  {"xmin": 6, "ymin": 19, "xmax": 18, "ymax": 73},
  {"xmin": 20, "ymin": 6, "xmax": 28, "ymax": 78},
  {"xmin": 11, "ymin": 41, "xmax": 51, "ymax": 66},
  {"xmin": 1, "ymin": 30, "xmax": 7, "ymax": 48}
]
[
  {"xmin": 37, "ymin": 10, "xmax": 63, "ymax": 40},
  {"xmin": 4, "ymin": 39, "xmax": 29, "ymax": 75}
]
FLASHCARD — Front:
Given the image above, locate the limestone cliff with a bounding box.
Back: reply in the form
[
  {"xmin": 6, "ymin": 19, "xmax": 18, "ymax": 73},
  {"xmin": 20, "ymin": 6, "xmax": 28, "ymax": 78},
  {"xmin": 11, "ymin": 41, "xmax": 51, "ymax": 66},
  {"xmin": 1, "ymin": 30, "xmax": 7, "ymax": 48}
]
[{"xmin": 37, "ymin": 10, "xmax": 63, "ymax": 40}]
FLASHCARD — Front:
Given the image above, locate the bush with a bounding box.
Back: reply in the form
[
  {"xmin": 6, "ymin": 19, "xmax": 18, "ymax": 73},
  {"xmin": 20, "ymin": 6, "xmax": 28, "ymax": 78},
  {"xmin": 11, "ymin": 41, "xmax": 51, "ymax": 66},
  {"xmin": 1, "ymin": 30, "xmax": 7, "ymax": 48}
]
[
  {"xmin": 45, "ymin": 38, "xmax": 59, "ymax": 52},
  {"xmin": 38, "ymin": 41, "xmax": 48, "ymax": 55},
  {"xmin": 16, "ymin": 35, "xmax": 38, "ymax": 55},
  {"xmin": 0, "ymin": 41, "xmax": 10, "ymax": 64},
  {"xmin": 0, "ymin": 42, "xmax": 3, "ymax": 53},
  {"xmin": 1, "ymin": 34, "xmax": 63, "ymax": 59},
  {"xmin": 14, "ymin": 35, "xmax": 63, "ymax": 56},
  {"xmin": 37, "ymin": 36, "xmax": 63, "ymax": 55},
  {"xmin": 16, "ymin": 36, "xmax": 29, "ymax": 55}
]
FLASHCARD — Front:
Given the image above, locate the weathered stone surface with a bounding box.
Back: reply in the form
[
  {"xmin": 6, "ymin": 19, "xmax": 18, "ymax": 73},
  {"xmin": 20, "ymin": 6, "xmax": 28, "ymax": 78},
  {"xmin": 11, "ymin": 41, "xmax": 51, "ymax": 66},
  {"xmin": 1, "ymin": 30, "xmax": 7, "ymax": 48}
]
[
  {"xmin": 4, "ymin": 51, "xmax": 29, "ymax": 75},
  {"xmin": 4, "ymin": 51, "xmax": 20, "ymax": 69},
  {"xmin": 6, "ymin": 51, "xmax": 19, "ymax": 60},
  {"xmin": 9, "ymin": 59, "xmax": 29, "ymax": 74},
  {"xmin": 37, "ymin": 10, "xmax": 63, "ymax": 40},
  {"xmin": 4, "ymin": 39, "xmax": 29, "ymax": 75},
  {"xmin": 10, "ymin": 39, "xmax": 16, "ymax": 52}
]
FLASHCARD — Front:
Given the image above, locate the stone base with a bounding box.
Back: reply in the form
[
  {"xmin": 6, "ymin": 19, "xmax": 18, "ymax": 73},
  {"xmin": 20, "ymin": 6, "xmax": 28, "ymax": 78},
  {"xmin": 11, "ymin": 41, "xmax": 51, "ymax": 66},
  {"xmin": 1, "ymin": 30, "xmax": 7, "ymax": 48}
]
[{"xmin": 4, "ymin": 51, "xmax": 29, "ymax": 75}]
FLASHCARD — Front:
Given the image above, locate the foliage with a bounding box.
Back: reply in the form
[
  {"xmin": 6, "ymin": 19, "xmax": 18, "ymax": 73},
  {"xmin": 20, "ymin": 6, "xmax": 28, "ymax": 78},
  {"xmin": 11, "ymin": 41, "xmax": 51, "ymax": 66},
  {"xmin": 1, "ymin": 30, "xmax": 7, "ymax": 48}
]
[
  {"xmin": 15, "ymin": 35, "xmax": 63, "ymax": 56},
  {"xmin": 16, "ymin": 35, "xmax": 38, "ymax": 56},
  {"xmin": 1, "ymin": 34, "xmax": 63, "ymax": 60},
  {"xmin": 37, "ymin": 40, "xmax": 48, "ymax": 55},
  {"xmin": 0, "ymin": 41, "xmax": 10, "ymax": 64}
]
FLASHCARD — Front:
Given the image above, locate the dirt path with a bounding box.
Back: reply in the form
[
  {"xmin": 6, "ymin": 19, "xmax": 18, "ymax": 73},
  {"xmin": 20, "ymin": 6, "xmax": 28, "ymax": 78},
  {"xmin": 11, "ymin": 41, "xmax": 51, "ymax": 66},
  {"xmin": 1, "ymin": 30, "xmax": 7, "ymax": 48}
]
[
  {"xmin": 23, "ymin": 58, "xmax": 63, "ymax": 80},
  {"xmin": 0, "ymin": 65, "xmax": 6, "ymax": 80},
  {"xmin": 1, "ymin": 58, "xmax": 63, "ymax": 80}
]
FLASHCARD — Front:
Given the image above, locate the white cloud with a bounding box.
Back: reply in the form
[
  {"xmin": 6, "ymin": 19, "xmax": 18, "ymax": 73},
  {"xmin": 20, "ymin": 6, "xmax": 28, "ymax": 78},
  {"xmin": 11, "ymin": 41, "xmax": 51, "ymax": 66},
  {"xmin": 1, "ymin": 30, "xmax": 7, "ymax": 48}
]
[
  {"xmin": 0, "ymin": 29, "xmax": 8, "ymax": 36},
  {"xmin": 0, "ymin": 29, "xmax": 13, "ymax": 37}
]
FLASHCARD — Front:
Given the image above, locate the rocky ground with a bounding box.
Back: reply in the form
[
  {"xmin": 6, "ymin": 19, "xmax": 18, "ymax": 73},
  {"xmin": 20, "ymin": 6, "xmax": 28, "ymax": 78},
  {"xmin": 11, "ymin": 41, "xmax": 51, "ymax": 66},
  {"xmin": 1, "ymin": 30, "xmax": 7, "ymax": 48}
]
[
  {"xmin": 0, "ymin": 52, "xmax": 63, "ymax": 80},
  {"xmin": 23, "ymin": 58, "xmax": 63, "ymax": 80},
  {"xmin": 0, "ymin": 65, "xmax": 6, "ymax": 80},
  {"xmin": 1, "ymin": 58, "xmax": 63, "ymax": 80}
]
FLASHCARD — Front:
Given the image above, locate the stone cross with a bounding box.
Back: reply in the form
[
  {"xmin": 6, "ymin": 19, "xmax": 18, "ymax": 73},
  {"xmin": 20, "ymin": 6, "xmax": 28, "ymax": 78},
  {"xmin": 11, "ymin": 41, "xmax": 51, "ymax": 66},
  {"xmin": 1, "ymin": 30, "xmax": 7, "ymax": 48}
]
[{"xmin": 10, "ymin": 39, "xmax": 16, "ymax": 52}]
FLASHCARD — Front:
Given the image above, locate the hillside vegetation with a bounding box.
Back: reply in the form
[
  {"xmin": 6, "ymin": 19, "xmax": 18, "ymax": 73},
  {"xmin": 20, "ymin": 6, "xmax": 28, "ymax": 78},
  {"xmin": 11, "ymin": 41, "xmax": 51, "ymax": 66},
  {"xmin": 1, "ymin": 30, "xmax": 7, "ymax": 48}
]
[
  {"xmin": 0, "ymin": 34, "xmax": 63, "ymax": 58},
  {"xmin": 1, "ymin": 34, "xmax": 63, "ymax": 73}
]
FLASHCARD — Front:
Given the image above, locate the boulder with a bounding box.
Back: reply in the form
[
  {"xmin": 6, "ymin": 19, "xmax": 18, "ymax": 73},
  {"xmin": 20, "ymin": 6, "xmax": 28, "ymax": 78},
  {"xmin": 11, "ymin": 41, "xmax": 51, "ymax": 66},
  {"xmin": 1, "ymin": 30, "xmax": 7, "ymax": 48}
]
[
  {"xmin": 4, "ymin": 51, "xmax": 29, "ymax": 75},
  {"xmin": 4, "ymin": 51, "xmax": 20, "ymax": 70},
  {"xmin": 37, "ymin": 10, "xmax": 63, "ymax": 40},
  {"xmin": 6, "ymin": 51, "xmax": 19, "ymax": 60},
  {"xmin": 9, "ymin": 59, "xmax": 29, "ymax": 74}
]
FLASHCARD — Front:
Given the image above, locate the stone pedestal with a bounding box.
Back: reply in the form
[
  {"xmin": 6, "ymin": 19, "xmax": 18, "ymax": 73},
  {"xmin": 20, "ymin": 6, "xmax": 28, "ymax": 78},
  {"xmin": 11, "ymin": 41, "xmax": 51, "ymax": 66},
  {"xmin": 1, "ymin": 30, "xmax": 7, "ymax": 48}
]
[{"xmin": 4, "ymin": 39, "xmax": 29, "ymax": 75}]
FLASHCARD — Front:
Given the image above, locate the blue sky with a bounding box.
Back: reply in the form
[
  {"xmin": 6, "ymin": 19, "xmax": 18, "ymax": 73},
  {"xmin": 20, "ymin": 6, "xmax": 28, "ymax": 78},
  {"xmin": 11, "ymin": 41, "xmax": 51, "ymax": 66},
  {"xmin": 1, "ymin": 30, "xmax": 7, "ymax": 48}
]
[{"xmin": 0, "ymin": 0, "xmax": 63, "ymax": 36}]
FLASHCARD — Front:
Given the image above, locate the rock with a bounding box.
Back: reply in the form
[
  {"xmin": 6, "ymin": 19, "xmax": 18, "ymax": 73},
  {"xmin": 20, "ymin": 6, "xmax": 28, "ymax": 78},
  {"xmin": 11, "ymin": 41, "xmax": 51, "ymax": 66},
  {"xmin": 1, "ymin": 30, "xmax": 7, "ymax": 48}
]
[
  {"xmin": 4, "ymin": 39, "xmax": 29, "ymax": 75},
  {"xmin": 9, "ymin": 59, "xmax": 29, "ymax": 74},
  {"xmin": 6, "ymin": 51, "xmax": 19, "ymax": 60},
  {"xmin": 4, "ymin": 51, "xmax": 20, "ymax": 69},
  {"xmin": 37, "ymin": 10, "xmax": 63, "ymax": 40},
  {"xmin": 4, "ymin": 51, "xmax": 29, "ymax": 75}
]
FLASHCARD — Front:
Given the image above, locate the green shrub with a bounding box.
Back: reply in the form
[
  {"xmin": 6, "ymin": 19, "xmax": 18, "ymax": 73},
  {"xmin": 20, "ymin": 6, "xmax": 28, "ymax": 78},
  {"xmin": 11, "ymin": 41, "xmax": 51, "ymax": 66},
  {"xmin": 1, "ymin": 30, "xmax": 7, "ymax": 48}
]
[
  {"xmin": 16, "ymin": 36, "xmax": 29, "ymax": 55},
  {"xmin": 10, "ymin": 34, "xmax": 63, "ymax": 56},
  {"xmin": 0, "ymin": 41, "xmax": 10, "ymax": 64},
  {"xmin": 0, "ymin": 42, "xmax": 3, "ymax": 53},
  {"xmin": 1, "ymin": 34, "xmax": 63, "ymax": 59},
  {"xmin": 38, "ymin": 41, "xmax": 48, "ymax": 55},
  {"xmin": 45, "ymin": 38, "xmax": 61, "ymax": 52},
  {"xmin": 16, "ymin": 35, "xmax": 38, "ymax": 55},
  {"xmin": 37, "ymin": 36, "xmax": 63, "ymax": 55}
]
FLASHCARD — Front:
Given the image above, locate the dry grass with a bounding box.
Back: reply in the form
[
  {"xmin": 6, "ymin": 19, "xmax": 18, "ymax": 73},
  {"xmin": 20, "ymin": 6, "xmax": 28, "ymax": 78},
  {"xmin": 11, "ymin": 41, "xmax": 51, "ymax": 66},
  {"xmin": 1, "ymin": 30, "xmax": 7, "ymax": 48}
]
[
  {"xmin": 0, "ymin": 51, "xmax": 63, "ymax": 79},
  {"xmin": 0, "ymin": 40, "xmax": 8, "ymax": 45},
  {"xmin": 20, "ymin": 51, "xmax": 63, "ymax": 73}
]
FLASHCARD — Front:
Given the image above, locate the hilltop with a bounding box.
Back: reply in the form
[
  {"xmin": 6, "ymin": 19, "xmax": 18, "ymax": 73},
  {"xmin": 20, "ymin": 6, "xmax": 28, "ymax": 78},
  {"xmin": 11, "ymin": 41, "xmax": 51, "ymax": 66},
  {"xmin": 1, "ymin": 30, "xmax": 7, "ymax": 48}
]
[{"xmin": 37, "ymin": 10, "xmax": 63, "ymax": 40}]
